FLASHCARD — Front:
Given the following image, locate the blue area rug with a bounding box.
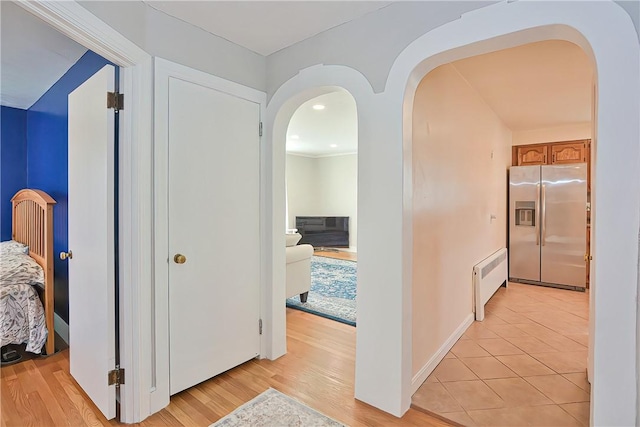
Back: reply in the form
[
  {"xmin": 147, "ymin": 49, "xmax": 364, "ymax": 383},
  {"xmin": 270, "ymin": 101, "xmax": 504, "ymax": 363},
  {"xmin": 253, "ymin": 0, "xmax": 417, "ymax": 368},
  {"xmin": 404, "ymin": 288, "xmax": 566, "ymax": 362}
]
[{"xmin": 286, "ymin": 255, "xmax": 356, "ymax": 326}]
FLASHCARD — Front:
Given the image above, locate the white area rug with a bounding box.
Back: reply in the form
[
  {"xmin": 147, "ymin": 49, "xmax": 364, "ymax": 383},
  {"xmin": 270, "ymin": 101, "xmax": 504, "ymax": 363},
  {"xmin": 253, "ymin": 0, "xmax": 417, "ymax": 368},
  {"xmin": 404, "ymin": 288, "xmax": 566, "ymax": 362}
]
[{"xmin": 210, "ymin": 388, "xmax": 345, "ymax": 427}]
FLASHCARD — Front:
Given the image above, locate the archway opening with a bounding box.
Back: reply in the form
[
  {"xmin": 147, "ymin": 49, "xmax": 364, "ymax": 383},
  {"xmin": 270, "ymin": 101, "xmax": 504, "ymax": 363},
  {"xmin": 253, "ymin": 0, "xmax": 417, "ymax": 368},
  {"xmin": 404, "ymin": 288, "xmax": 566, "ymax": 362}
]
[
  {"xmin": 407, "ymin": 36, "xmax": 596, "ymax": 427},
  {"xmin": 282, "ymin": 88, "xmax": 359, "ymax": 325}
]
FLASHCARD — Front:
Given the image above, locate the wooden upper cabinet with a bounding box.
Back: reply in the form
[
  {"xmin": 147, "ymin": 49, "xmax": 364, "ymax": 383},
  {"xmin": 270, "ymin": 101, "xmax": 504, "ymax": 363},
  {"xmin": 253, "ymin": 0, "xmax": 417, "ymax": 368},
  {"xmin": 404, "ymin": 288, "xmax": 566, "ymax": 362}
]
[
  {"xmin": 513, "ymin": 139, "xmax": 590, "ymax": 167},
  {"xmin": 515, "ymin": 145, "xmax": 547, "ymax": 166},
  {"xmin": 551, "ymin": 141, "xmax": 587, "ymax": 164}
]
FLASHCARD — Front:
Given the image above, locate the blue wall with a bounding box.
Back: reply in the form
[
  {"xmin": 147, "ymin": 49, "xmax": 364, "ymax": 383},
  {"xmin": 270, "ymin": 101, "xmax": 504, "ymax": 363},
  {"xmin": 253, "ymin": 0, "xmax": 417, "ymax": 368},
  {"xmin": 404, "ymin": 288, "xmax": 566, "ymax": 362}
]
[
  {"xmin": 0, "ymin": 107, "xmax": 28, "ymax": 241},
  {"xmin": 27, "ymin": 50, "xmax": 112, "ymax": 323}
]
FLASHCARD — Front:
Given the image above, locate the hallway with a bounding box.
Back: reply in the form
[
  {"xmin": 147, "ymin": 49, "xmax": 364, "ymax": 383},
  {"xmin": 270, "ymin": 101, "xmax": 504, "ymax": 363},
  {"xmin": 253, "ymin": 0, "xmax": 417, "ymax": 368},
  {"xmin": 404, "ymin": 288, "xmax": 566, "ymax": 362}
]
[
  {"xmin": 1, "ymin": 309, "xmax": 450, "ymax": 426},
  {"xmin": 412, "ymin": 282, "xmax": 589, "ymax": 426}
]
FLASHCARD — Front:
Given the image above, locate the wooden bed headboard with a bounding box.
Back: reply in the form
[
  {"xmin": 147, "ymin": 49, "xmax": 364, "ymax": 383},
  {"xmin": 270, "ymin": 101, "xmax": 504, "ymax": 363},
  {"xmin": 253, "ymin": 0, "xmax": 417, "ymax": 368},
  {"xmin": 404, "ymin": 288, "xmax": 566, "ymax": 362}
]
[{"xmin": 11, "ymin": 189, "xmax": 57, "ymax": 355}]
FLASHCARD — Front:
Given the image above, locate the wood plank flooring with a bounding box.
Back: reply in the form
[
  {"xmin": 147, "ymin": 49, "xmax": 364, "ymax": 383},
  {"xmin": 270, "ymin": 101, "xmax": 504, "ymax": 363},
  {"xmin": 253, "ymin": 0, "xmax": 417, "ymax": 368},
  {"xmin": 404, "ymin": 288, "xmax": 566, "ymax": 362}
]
[
  {"xmin": 2, "ymin": 309, "xmax": 450, "ymax": 426},
  {"xmin": 314, "ymin": 250, "xmax": 357, "ymax": 262}
]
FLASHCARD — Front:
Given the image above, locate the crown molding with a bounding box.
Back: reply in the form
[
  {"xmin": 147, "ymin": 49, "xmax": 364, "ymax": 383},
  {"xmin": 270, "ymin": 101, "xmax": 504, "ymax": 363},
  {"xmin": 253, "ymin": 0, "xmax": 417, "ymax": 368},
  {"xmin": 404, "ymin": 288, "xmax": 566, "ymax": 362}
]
[{"xmin": 14, "ymin": 0, "xmax": 148, "ymax": 67}]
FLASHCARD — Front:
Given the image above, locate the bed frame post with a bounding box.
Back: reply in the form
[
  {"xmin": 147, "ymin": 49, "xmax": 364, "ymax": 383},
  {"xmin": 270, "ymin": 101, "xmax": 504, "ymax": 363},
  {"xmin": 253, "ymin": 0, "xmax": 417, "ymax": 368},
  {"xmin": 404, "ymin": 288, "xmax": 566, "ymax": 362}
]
[
  {"xmin": 11, "ymin": 189, "xmax": 57, "ymax": 355},
  {"xmin": 43, "ymin": 202, "xmax": 55, "ymax": 355}
]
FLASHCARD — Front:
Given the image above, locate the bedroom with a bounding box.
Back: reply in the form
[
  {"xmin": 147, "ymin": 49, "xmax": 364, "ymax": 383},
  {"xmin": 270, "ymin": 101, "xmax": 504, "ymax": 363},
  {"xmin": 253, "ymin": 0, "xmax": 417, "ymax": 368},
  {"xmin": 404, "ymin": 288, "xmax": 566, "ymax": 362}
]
[{"xmin": 0, "ymin": 1, "xmax": 114, "ymax": 365}]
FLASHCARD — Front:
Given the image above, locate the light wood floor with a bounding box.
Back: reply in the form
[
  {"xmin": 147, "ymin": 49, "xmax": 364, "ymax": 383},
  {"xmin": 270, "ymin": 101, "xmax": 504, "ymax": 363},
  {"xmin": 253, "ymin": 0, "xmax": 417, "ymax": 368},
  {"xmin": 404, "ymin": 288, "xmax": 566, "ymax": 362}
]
[
  {"xmin": 314, "ymin": 250, "xmax": 357, "ymax": 262},
  {"xmin": 1, "ymin": 309, "xmax": 449, "ymax": 427},
  {"xmin": 412, "ymin": 282, "xmax": 589, "ymax": 426}
]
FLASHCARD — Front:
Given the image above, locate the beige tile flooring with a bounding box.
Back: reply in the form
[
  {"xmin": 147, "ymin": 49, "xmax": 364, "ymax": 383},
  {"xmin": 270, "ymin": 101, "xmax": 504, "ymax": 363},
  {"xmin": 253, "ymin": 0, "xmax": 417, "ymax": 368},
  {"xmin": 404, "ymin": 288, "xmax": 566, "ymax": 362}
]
[{"xmin": 412, "ymin": 282, "xmax": 590, "ymax": 426}]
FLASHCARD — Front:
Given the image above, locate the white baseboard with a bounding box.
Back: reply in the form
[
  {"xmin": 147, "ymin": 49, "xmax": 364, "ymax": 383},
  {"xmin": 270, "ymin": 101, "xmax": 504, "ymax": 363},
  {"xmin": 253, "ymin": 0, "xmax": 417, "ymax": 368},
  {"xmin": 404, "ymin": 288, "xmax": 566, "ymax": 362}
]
[
  {"xmin": 411, "ymin": 313, "xmax": 474, "ymax": 394},
  {"xmin": 54, "ymin": 313, "xmax": 69, "ymax": 345}
]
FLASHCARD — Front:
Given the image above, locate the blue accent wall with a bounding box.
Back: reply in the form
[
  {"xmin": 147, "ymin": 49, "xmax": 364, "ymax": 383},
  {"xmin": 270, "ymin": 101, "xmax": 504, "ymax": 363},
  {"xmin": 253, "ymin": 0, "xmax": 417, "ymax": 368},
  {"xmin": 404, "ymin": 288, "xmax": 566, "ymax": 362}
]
[
  {"xmin": 0, "ymin": 107, "xmax": 28, "ymax": 241},
  {"xmin": 26, "ymin": 51, "xmax": 112, "ymax": 323}
]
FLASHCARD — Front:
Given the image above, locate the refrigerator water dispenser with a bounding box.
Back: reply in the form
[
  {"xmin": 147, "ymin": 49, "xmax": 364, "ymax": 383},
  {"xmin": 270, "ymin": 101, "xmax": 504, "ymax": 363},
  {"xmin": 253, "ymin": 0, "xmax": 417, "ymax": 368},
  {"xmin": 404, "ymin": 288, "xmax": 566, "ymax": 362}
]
[{"xmin": 515, "ymin": 201, "xmax": 535, "ymax": 226}]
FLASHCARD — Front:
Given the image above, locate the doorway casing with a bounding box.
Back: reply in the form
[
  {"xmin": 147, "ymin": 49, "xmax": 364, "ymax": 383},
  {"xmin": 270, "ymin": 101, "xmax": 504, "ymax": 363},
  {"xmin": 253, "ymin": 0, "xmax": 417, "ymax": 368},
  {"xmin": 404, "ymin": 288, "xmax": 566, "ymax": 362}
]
[
  {"xmin": 14, "ymin": 1, "xmax": 154, "ymax": 423},
  {"xmin": 266, "ymin": 67, "xmax": 375, "ymax": 362},
  {"xmin": 268, "ymin": 1, "xmax": 639, "ymax": 421},
  {"xmin": 390, "ymin": 2, "xmax": 639, "ymax": 424},
  {"xmin": 19, "ymin": 1, "xmax": 640, "ymax": 424}
]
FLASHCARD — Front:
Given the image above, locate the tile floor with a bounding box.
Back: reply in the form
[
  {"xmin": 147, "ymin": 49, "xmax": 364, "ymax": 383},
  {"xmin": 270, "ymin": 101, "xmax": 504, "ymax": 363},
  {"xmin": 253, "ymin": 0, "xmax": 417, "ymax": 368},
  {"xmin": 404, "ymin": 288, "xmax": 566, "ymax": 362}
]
[{"xmin": 412, "ymin": 282, "xmax": 590, "ymax": 426}]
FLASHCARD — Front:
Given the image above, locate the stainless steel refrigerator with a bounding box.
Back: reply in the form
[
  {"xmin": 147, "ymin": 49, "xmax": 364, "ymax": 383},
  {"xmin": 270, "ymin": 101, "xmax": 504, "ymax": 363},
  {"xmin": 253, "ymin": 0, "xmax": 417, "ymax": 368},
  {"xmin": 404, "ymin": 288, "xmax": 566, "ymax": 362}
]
[{"xmin": 509, "ymin": 163, "xmax": 588, "ymax": 290}]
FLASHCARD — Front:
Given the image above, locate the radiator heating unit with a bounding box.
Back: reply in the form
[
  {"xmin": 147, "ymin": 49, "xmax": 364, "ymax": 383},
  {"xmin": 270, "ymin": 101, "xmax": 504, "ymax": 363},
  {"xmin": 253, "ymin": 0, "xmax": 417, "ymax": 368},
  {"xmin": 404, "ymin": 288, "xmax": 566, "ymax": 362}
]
[{"xmin": 473, "ymin": 248, "xmax": 508, "ymax": 321}]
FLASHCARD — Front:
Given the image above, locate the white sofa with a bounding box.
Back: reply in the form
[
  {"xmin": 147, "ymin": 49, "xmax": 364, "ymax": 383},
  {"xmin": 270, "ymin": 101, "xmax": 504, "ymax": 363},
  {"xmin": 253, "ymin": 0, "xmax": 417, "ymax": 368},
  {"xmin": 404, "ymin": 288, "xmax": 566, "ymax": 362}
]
[{"xmin": 285, "ymin": 233, "xmax": 313, "ymax": 302}]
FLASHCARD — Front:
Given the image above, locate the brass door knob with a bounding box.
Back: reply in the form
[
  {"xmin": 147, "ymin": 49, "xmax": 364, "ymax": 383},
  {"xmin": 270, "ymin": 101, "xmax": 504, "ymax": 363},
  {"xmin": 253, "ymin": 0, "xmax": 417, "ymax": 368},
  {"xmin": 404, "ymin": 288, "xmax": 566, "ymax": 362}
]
[
  {"xmin": 60, "ymin": 251, "xmax": 73, "ymax": 260},
  {"xmin": 174, "ymin": 254, "xmax": 187, "ymax": 264}
]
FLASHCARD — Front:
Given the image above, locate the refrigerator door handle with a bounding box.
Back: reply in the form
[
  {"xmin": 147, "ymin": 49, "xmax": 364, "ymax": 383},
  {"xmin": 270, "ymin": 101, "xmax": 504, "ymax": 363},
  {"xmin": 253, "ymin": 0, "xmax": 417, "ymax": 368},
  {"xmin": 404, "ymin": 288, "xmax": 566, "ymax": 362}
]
[
  {"xmin": 535, "ymin": 183, "xmax": 540, "ymax": 246},
  {"xmin": 541, "ymin": 184, "xmax": 547, "ymax": 246}
]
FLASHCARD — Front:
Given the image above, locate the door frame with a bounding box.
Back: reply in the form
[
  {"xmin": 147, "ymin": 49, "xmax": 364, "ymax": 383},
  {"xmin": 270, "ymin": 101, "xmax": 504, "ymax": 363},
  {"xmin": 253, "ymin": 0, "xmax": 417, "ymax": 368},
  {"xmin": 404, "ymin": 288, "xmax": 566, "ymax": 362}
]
[
  {"xmin": 391, "ymin": 2, "xmax": 639, "ymax": 424},
  {"xmin": 153, "ymin": 57, "xmax": 267, "ymax": 408},
  {"xmin": 15, "ymin": 1, "xmax": 153, "ymax": 423}
]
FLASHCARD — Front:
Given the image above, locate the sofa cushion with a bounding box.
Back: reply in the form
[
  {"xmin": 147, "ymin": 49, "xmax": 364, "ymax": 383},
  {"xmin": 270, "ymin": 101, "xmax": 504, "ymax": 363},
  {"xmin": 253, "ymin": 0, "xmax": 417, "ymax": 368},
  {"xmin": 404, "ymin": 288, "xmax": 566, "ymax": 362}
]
[
  {"xmin": 285, "ymin": 233, "xmax": 302, "ymax": 247},
  {"xmin": 286, "ymin": 244, "xmax": 314, "ymax": 263}
]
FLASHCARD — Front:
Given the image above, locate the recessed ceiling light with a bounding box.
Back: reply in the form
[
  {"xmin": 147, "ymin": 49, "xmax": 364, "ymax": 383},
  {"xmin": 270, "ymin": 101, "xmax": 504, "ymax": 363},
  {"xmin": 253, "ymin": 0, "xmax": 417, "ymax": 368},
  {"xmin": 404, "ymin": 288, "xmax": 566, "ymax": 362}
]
[
  {"xmin": 289, "ymin": 135, "xmax": 299, "ymax": 139},
  {"xmin": 330, "ymin": 144, "xmax": 338, "ymax": 148},
  {"xmin": 312, "ymin": 104, "xmax": 325, "ymax": 110}
]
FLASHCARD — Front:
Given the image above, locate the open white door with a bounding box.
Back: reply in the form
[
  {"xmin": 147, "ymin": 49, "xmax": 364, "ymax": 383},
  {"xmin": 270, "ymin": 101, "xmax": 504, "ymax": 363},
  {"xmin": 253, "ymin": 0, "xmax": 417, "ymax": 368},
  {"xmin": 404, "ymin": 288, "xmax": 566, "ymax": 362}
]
[{"xmin": 67, "ymin": 64, "xmax": 116, "ymax": 419}]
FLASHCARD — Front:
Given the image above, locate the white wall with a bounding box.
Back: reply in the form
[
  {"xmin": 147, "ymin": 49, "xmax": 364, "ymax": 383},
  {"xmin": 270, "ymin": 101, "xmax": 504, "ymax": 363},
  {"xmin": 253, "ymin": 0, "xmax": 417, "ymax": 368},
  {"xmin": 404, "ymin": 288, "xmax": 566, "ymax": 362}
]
[
  {"xmin": 615, "ymin": 0, "xmax": 640, "ymax": 42},
  {"xmin": 317, "ymin": 154, "xmax": 358, "ymax": 250},
  {"xmin": 266, "ymin": 1, "xmax": 640, "ymax": 99},
  {"xmin": 512, "ymin": 122, "xmax": 591, "ymax": 145},
  {"xmin": 286, "ymin": 154, "xmax": 319, "ymax": 227},
  {"xmin": 44, "ymin": 0, "xmax": 640, "ymax": 424},
  {"xmin": 287, "ymin": 153, "xmax": 358, "ymax": 249},
  {"xmin": 267, "ymin": 2, "xmax": 639, "ymax": 423},
  {"xmin": 79, "ymin": 1, "xmax": 266, "ymax": 91},
  {"xmin": 266, "ymin": 1, "xmax": 496, "ymax": 97},
  {"xmin": 412, "ymin": 63, "xmax": 512, "ymax": 377}
]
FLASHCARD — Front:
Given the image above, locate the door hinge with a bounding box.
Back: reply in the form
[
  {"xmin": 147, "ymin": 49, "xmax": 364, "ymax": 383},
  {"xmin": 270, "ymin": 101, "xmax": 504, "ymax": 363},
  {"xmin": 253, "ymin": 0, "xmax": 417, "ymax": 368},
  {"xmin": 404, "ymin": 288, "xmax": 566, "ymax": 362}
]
[
  {"xmin": 108, "ymin": 366, "xmax": 125, "ymax": 386},
  {"xmin": 107, "ymin": 92, "xmax": 124, "ymax": 111},
  {"xmin": 259, "ymin": 122, "xmax": 263, "ymax": 137},
  {"xmin": 259, "ymin": 318, "xmax": 263, "ymax": 335}
]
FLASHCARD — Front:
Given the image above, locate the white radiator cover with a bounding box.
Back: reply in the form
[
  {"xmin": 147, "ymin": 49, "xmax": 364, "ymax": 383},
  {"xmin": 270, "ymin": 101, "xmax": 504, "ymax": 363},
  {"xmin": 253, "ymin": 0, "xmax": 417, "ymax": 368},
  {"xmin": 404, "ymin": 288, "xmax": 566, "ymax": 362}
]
[{"xmin": 473, "ymin": 248, "xmax": 508, "ymax": 321}]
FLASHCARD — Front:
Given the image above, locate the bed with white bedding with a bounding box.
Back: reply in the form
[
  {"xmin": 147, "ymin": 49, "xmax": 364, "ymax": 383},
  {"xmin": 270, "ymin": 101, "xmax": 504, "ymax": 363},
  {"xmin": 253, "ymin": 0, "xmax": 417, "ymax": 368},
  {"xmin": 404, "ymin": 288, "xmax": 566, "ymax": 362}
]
[
  {"xmin": 0, "ymin": 189, "xmax": 56, "ymax": 356},
  {"xmin": 0, "ymin": 241, "xmax": 48, "ymax": 353}
]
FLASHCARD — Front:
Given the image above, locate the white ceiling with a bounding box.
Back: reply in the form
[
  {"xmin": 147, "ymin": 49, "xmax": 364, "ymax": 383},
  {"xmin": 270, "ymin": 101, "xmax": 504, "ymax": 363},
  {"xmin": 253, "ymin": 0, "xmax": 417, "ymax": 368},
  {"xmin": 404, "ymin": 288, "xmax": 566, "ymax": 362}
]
[
  {"xmin": 0, "ymin": 2, "xmax": 88, "ymax": 109},
  {"xmin": 451, "ymin": 40, "xmax": 593, "ymax": 131},
  {"xmin": 143, "ymin": 1, "xmax": 392, "ymax": 56},
  {"xmin": 286, "ymin": 40, "xmax": 592, "ymax": 157},
  {"xmin": 1, "ymin": 3, "xmax": 592, "ymax": 136},
  {"xmin": 286, "ymin": 91, "xmax": 358, "ymax": 157}
]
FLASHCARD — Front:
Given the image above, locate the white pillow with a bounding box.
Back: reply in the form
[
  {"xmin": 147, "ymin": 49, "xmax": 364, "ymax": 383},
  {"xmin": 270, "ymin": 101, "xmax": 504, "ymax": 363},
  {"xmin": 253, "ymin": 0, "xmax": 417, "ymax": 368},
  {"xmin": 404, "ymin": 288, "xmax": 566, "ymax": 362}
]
[{"xmin": 0, "ymin": 240, "xmax": 29, "ymax": 255}]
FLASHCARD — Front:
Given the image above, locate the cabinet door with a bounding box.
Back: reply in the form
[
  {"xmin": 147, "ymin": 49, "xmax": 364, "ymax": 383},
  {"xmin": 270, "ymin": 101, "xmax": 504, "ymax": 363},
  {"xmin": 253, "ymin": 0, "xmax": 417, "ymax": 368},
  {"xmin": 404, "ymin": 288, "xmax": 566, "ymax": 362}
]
[
  {"xmin": 516, "ymin": 145, "xmax": 547, "ymax": 166},
  {"xmin": 551, "ymin": 141, "xmax": 587, "ymax": 164}
]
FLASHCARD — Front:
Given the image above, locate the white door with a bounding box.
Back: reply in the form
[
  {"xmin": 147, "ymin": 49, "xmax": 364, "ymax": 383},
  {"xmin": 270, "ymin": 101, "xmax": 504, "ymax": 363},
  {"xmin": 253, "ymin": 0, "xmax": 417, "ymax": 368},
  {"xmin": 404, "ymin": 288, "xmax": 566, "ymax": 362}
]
[
  {"xmin": 67, "ymin": 65, "xmax": 116, "ymax": 419},
  {"xmin": 168, "ymin": 78, "xmax": 261, "ymax": 394}
]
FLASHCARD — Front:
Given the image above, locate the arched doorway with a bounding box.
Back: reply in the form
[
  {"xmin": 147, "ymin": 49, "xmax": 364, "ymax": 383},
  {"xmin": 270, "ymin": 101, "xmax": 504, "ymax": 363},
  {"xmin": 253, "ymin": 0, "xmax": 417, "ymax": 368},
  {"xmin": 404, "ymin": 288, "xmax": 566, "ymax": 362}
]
[
  {"xmin": 393, "ymin": 3, "xmax": 639, "ymax": 424},
  {"xmin": 410, "ymin": 39, "xmax": 595, "ymax": 426},
  {"xmin": 284, "ymin": 89, "xmax": 358, "ymax": 325},
  {"xmin": 262, "ymin": 3, "xmax": 638, "ymax": 421}
]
